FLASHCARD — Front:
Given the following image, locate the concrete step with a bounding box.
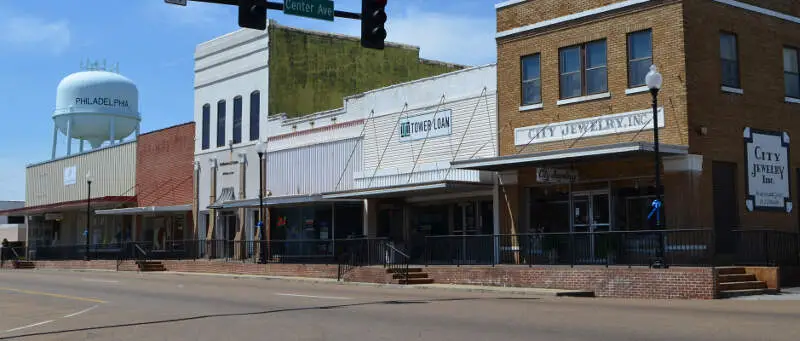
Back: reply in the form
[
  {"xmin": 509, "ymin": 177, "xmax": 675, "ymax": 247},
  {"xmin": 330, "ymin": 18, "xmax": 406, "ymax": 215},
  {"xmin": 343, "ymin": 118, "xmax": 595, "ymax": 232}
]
[
  {"xmin": 718, "ymin": 273, "xmax": 757, "ymax": 283},
  {"xmin": 719, "ymin": 281, "xmax": 767, "ymax": 291},
  {"xmin": 13, "ymin": 261, "xmax": 35, "ymax": 269},
  {"xmin": 393, "ymin": 272, "xmax": 429, "ymax": 279},
  {"xmin": 386, "ymin": 267, "xmax": 423, "ymax": 274},
  {"xmin": 138, "ymin": 261, "xmax": 166, "ymax": 272},
  {"xmin": 397, "ymin": 278, "xmax": 435, "ymax": 285},
  {"xmin": 718, "ymin": 289, "xmax": 777, "ymax": 299},
  {"xmin": 717, "ymin": 267, "xmax": 746, "ymax": 275}
]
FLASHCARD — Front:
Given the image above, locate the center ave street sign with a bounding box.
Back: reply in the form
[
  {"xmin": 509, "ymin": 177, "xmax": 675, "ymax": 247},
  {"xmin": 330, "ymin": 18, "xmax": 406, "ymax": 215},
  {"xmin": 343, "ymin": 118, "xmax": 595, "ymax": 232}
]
[{"xmin": 284, "ymin": 0, "xmax": 334, "ymax": 21}]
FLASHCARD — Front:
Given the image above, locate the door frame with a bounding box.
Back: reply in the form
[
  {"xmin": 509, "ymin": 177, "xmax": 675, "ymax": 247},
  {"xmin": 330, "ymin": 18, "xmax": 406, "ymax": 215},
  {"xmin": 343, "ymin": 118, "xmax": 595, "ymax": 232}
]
[{"xmin": 571, "ymin": 190, "xmax": 611, "ymax": 262}]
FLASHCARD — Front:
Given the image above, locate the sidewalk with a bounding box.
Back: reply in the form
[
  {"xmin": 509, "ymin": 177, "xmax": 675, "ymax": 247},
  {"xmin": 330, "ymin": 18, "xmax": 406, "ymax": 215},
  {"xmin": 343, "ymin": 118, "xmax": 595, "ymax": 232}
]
[{"xmin": 34, "ymin": 268, "xmax": 595, "ymax": 297}]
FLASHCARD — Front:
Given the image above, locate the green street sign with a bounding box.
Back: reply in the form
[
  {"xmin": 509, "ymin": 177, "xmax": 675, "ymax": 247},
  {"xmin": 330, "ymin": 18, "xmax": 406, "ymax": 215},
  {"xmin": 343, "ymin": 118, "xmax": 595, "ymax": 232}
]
[{"xmin": 283, "ymin": 0, "xmax": 334, "ymax": 22}]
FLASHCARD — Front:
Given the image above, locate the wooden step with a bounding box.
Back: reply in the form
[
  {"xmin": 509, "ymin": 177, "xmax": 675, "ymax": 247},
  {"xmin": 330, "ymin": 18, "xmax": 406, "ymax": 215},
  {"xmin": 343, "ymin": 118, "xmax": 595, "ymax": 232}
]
[
  {"xmin": 718, "ymin": 289, "xmax": 776, "ymax": 299},
  {"xmin": 718, "ymin": 273, "xmax": 757, "ymax": 283},
  {"xmin": 719, "ymin": 281, "xmax": 767, "ymax": 291},
  {"xmin": 393, "ymin": 272, "xmax": 428, "ymax": 279},
  {"xmin": 386, "ymin": 267, "xmax": 423, "ymax": 274},
  {"xmin": 717, "ymin": 267, "xmax": 746, "ymax": 275},
  {"xmin": 13, "ymin": 261, "xmax": 35, "ymax": 269},
  {"xmin": 398, "ymin": 278, "xmax": 435, "ymax": 285},
  {"xmin": 138, "ymin": 262, "xmax": 166, "ymax": 272}
]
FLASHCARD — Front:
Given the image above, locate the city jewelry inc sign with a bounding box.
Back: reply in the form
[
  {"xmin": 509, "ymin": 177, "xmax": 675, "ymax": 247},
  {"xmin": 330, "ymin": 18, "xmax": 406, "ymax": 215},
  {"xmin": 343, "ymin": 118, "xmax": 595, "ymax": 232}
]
[
  {"xmin": 744, "ymin": 127, "xmax": 792, "ymax": 212},
  {"xmin": 399, "ymin": 109, "xmax": 453, "ymax": 142},
  {"xmin": 514, "ymin": 107, "xmax": 665, "ymax": 146}
]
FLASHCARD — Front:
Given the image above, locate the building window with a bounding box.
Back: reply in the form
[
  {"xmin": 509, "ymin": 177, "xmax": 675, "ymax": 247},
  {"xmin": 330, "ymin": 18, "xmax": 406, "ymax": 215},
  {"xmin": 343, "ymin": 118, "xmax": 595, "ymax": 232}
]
[
  {"xmin": 250, "ymin": 91, "xmax": 260, "ymax": 141},
  {"xmin": 720, "ymin": 32, "xmax": 740, "ymax": 88},
  {"xmin": 217, "ymin": 100, "xmax": 226, "ymax": 147},
  {"xmin": 201, "ymin": 104, "xmax": 210, "ymax": 150},
  {"xmin": 7, "ymin": 216, "xmax": 24, "ymax": 224},
  {"xmin": 233, "ymin": 96, "xmax": 242, "ymax": 144},
  {"xmin": 521, "ymin": 54, "xmax": 542, "ymax": 106},
  {"xmin": 559, "ymin": 39, "xmax": 608, "ymax": 99},
  {"xmin": 785, "ymin": 47, "xmax": 800, "ymax": 99},
  {"xmin": 628, "ymin": 29, "xmax": 653, "ymax": 88}
]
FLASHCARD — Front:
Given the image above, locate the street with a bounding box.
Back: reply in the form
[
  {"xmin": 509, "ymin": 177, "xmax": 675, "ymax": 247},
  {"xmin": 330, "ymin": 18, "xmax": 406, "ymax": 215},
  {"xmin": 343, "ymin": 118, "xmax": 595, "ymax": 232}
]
[{"xmin": 0, "ymin": 270, "xmax": 798, "ymax": 340}]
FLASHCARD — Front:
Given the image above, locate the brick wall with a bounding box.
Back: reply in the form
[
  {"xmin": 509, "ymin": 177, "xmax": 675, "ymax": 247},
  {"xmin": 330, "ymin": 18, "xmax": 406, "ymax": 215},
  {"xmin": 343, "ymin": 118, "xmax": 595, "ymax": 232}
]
[
  {"xmin": 160, "ymin": 260, "xmax": 339, "ymax": 279},
  {"xmin": 497, "ymin": 0, "xmax": 634, "ymax": 33},
  {"xmin": 424, "ymin": 265, "xmax": 716, "ymax": 299},
  {"xmin": 683, "ymin": 0, "xmax": 800, "ymax": 231},
  {"xmin": 136, "ymin": 122, "xmax": 195, "ymax": 208}
]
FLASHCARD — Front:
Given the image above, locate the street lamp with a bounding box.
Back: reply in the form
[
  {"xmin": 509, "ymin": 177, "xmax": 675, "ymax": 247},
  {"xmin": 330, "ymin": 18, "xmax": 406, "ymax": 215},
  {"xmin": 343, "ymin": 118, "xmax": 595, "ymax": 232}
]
[
  {"xmin": 255, "ymin": 141, "xmax": 267, "ymax": 264},
  {"xmin": 85, "ymin": 171, "xmax": 94, "ymax": 261},
  {"xmin": 645, "ymin": 65, "xmax": 667, "ymax": 269}
]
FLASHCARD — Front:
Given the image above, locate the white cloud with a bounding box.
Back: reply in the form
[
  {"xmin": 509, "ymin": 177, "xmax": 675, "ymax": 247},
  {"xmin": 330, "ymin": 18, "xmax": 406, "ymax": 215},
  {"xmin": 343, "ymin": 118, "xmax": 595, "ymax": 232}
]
[{"xmin": 0, "ymin": 10, "xmax": 71, "ymax": 55}]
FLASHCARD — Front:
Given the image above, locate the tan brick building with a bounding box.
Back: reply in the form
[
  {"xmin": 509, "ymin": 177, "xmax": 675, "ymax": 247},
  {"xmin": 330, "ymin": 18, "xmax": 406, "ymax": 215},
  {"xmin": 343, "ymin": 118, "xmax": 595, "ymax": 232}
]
[{"xmin": 454, "ymin": 0, "xmax": 800, "ymax": 266}]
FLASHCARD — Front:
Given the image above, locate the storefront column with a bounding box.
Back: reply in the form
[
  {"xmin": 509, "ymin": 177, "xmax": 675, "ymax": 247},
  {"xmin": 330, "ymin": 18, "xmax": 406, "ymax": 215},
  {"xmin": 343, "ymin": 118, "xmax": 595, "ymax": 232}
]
[
  {"xmin": 496, "ymin": 170, "xmax": 520, "ymax": 264},
  {"xmin": 663, "ymin": 154, "xmax": 704, "ymax": 229},
  {"xmin": 234, "ymin": 153, "xmax": 247, "ymax": 260},
  {"xmin": 364, "ymin": 199, "xmax": 377, "ymax": 237},
  {"xmin": 206, "ymin": 158, "xmax": 218, "ymax": 258}
]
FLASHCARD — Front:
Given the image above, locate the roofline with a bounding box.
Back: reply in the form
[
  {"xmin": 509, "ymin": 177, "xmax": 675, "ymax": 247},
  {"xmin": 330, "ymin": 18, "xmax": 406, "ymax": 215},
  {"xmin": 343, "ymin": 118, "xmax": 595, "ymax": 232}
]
[
  {"xmin": 268, "ymin": 20, "xmax": 422, "ymax": 51},
  {"xmin": 0, "ymin": 196, "xmax": 136, "ymax": 215},
  {"xmin": 139, "ymin": 121, "xmax": 195, "ymax": 137},
  {"xmin": 26, "ymin": 140, "xmax": 136, "ymax": 169}
]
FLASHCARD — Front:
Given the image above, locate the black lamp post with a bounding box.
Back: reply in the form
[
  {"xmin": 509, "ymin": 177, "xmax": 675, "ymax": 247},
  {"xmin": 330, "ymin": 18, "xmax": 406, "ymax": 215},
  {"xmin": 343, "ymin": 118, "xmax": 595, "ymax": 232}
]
[
  {"xmin": 645, "ymin": 65, "xmax": 667, "ymax": 269},
  {"xmin": 85, "ymin": 171, "xmax": 94, "ymax": 261},
  {"xmin": 255, "ymin": 141, "xmax": 267, "ymax": 264}
]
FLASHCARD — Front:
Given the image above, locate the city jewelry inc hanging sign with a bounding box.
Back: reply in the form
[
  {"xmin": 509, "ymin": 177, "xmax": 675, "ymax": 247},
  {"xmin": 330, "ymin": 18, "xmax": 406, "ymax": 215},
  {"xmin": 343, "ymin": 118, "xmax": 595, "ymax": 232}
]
[{"xmin": 744, "ymin": 127, "xmax": 792, "ymax": 212}]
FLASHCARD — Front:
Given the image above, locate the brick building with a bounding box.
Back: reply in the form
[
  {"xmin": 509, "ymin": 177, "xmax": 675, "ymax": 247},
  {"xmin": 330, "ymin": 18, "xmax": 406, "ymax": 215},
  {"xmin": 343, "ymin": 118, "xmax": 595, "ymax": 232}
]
[
  {"xmin": 454, "ymin": 0, "xmax": 800, "ymax": 267},
  {"xmin": 96, "ymin": 122, "xmax": 195, "ymax": 250}
]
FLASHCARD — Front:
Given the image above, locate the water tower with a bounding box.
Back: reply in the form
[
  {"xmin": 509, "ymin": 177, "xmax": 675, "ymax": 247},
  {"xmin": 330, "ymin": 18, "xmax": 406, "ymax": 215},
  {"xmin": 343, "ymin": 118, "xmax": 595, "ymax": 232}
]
[{"xmin": 51, "ymin": 60, "xmax": 141, "ymax": 159}]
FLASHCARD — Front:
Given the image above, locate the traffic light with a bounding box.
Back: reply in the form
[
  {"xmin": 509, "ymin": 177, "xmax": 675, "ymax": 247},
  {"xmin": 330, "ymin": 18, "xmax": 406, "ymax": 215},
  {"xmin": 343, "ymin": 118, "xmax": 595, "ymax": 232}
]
[
  {"xmin": 238, "ymin": 0, "xmax": 266, "ymax": 30},
  {"xmin": 361, "ymin": 0, "xmax": 387, "ymax": 50}
]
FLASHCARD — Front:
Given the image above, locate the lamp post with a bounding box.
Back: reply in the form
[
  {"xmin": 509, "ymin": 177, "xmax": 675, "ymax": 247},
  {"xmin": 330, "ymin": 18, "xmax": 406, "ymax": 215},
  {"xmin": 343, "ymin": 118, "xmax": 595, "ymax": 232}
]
[
  {"xmin": 255, "ymin": 141, "xmax": 267, "ymax": 264},
  {"xmin": 85, "ymin": 171, "xmax": 94, "ymax": 261},
  {"xmin": 645, "ymin": 65, "xmax": 667, "ymax": 269}
]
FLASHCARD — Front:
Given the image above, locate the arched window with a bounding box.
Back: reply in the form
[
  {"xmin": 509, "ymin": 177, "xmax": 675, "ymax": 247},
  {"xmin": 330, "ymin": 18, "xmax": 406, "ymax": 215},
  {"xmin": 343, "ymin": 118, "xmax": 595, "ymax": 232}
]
[
  {"xmin": 249, "ymin": 91, "xmax": 260, "ymax": 141},
  {"xmin": 216, "ymin": 100, "xmax": 226, "ymax": 147},
  {"xmin": 233, "ymin": 96, "xmax": 243, "ymax": 144},
  {"xmin": 201, "ymin": 104, "xmax": 210, "ymax": 150}
]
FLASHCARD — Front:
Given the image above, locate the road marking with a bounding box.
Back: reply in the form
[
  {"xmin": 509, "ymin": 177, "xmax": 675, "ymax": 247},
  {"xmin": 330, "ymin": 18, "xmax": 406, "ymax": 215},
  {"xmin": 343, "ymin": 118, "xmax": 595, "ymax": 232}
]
[
  {"xmin": 63, "ymin": 305, "xmax": 99, "ymax": 318},
  {"xmin": 274, "ymin": 293, "xmax": 351, "ymax": 300},
  {"xmin": 81, "ymin": 278, "xmax": 120, "ymax": 284},
  {"xmin": 4, "ymin": 320, "xmax": 53, "ymax": 333},
  {"xmin": 0, "ymin": 287, "xmax": 107, "ymax": 304}
]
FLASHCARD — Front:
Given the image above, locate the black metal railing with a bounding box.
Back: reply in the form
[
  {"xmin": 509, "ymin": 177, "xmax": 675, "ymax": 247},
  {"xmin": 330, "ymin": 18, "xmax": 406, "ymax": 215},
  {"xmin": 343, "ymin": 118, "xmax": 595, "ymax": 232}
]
[
  {"xmin": 383, "ymin": 241, "xmax": 410, "ymax": 283},
  {"xmin": 731, "ymin": 229, "xmax": 800, "ymax": 266}
]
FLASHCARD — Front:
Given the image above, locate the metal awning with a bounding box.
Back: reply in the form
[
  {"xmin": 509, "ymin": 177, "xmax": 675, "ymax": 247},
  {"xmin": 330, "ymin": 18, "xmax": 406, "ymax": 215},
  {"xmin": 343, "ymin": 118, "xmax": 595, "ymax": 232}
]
[
  {"xmin": 0, "ymin": 196, "xmax": 136, "ymax": 216},
  {"xmin": 207, "ymin": 194, "xmax": 361, "ymax": 210},
  {"xmin": 208, "ymin": 187, "xmax": 236, "ymax": 209},
  {"xmin": 94, "ymin": 204, "xmax": 192, "ymax": 215},
  {"xmin": 450, "ymin": 142, "xmax": 688, "ymax": 171},
  {"xmin": 321, "ymin": 181, "xmax": 493, "ymax": 200}
]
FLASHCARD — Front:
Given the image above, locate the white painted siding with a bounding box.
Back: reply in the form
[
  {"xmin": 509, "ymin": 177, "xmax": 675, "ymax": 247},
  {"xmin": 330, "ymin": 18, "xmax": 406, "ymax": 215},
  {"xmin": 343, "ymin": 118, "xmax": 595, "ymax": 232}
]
[{"xmin": 266, "ymin": 138, "xmax": 362, "ymax": 196}]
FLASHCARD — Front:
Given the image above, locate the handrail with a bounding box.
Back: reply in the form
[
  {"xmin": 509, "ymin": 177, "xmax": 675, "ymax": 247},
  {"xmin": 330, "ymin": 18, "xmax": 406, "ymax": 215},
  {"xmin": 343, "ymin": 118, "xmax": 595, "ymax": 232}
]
[{"xmin": 382, "ymin": 241, "xmax": 411, "ymax": 284}]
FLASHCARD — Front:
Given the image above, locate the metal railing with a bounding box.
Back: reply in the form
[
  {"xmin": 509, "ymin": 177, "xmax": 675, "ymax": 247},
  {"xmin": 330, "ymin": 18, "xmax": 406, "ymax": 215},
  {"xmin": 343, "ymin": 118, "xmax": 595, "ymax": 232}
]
[
  {"xmin": 383, "ymin": 241, "xmax": 410, "ymax": 283},
  {"xmin": 731, "ymin": 229, "xmax": 800, "ymax": 266}
]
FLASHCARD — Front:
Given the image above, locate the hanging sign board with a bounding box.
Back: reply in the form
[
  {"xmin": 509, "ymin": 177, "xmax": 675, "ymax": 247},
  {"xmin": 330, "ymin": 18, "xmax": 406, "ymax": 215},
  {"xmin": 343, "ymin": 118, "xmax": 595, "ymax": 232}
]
[
  {"xmin": 399, "ymin": 109, "xmax": 453, "ymax": 142},
  {"xmin": 536, "ymin": 168, "xmax": 578, "ymax": 184},
  {"xmin": 743, "ymin": 127, "xmax": 792, "ymax": 212}
]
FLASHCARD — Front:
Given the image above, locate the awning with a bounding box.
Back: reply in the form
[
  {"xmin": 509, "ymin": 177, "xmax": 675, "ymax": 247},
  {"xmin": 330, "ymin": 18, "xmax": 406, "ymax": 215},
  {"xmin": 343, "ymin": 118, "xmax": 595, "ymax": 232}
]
[
  {"xmin": 208, "ymin": 187, "xmax": 236, "ymax": 209},
  {"xmin": 94, "ymin": 204, "xmax": 192, "ymax": 215},
  {"xmin": 0, "ymin": 196, "xmax": 136, "ymax": 216},
  {"xmin": 322, "ymin": 181, "xmax": 493, "ymax": 200},
  {"xmin": 450, "ymin": 142, "xmax": 688, "ymax": 171},
  {"xmin": 207, "ymin": 194, "xmax": 361, "ymax": 210}
]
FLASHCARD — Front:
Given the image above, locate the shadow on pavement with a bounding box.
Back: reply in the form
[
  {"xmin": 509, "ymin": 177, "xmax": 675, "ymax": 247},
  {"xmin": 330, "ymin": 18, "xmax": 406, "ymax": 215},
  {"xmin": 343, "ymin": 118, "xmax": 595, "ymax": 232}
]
[{"xmin": 0, "ymin": 296, "xmax": 539, "ymax": 340}]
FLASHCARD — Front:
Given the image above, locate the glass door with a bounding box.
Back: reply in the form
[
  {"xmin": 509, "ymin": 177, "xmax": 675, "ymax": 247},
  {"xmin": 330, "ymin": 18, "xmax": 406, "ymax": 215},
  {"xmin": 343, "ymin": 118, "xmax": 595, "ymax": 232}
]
[{"xmin": 571, "ymin": 191, "xmax": 610, "ymax": 263}]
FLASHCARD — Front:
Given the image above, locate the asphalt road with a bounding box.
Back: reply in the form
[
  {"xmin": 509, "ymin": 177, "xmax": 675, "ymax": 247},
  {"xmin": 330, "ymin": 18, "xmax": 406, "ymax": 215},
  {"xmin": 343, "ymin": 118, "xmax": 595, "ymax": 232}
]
[{"xmin": 0, "ymin": 270, "xmax": 798, "ymax": 341}]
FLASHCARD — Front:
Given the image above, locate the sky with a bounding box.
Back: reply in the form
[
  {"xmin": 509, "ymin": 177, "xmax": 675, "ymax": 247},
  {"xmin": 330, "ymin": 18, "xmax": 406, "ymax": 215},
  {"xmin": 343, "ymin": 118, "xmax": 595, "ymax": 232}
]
[{"xmin": 0, "ymin": 0, "xmax": 497, "ymax": 201}]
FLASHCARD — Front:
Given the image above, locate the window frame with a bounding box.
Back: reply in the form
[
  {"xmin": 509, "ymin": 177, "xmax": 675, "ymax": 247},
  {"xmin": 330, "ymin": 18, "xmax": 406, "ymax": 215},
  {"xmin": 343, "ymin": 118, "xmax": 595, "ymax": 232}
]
[
  {"xmin": 216, "ymin": 100, "xmax": 226, "ymax": 148},
  {"xmin": 626, "ymin": 29, "xmax": 653, "ymax": 88},
  {"xmin": 249, "ymin": 91, "xmax": 260, "ymax": 141},
  {"xmin": 559, "ymin": 39, "xmax": 608, "ymax": 100},
  {"xmin": 233, "ymin": 96, "xmax": 243, "ymax": 144},
  {"xmin": 201, "ymin": 104, "xmax": 210, "ymax": 150},
  {"xmin": 520, "ymin": 53, "xmax": 542, "ymax": 106},
  {"xmin": 784, "ymin": 46, "xmax": 800, "ymax": 99},
  {"xmin": 719, "ymin": 31, "xmax": 741, "ymax": 89}
]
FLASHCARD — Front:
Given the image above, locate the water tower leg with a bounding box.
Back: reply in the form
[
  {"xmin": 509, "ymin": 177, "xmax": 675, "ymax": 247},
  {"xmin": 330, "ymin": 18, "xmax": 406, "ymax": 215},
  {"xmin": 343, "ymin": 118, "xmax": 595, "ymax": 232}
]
[
  {"xmin": 135, "ymin": 123, "xmax": 140, "ymax": 140},
  {"xmin": 66, "ymin": 119, "xmax": 72, "ymax": 156},
  {"xmin": 109, "ymin": 119, "xmax": 116, "ymax": 145},
  {"xmin": 51, "ymin": 125, "xmax": 58, "ymax": 159},
  {"xmin": 80, "ymin": 140, "xmax": 84, "ymax": 153}
]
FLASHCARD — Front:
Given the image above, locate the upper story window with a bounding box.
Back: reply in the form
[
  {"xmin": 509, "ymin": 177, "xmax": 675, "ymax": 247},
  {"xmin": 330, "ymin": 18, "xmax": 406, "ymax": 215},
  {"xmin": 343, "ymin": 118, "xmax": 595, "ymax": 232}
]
[
  {"xmin": 233, "ymin": 96, "xmax": 243, "ymax": 144},
  {"xmin": 217, "ymin": 100, "xmax": 226, "ymax": 147},
  {"xmin": 201, "ymin": 104, "xmax": 210, "ymax": 150},
  {"xmin": 720, "ymin": 32, "xmax": 740, "ymax": 88},
  {"xmin": 250, "ymin": 91, "xmax": 260, "ymax": 141},
  {"xmin": 628, "ymin": 29, "xmax": 653, "ymax": 88},
  {"xmin": 559, "ymin": 39, "xmax": 608, "ymax": 99},
  {"xmin": 521, "ymin": 54, "xmax": 542, "ymax": 106},
  {"xmin": 785, "ymin": 47, "xmax": 799, "ymax": 99}
]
